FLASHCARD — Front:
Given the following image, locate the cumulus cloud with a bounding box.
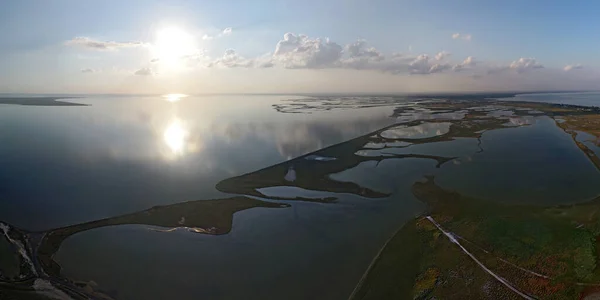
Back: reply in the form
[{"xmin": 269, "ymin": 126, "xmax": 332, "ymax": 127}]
[
  {"xmin": 202, "ymin": 34, "xmax": 214, "ymax": 41},
  {"xmin": 408, "ymin": 54, "xmax": 451, "ymax": 74},
  {"xmin": 564, "ymin": 64, "xmax": 583, "ymax": 71},
  {"xmin": 268, "ymin": 34, "xmax": 458, "ymax": 75},
  {"xmin": 210, "ymin": 49, "xmax": 252, "ymax": 68},
  {"xmin": 452, "ymin": 33, "xmax": 472, "ymax": 41},
  {"xmin": 339, "ymin": 39, "xmax": 386, "ymax": 69},
  {"xmin": 273, "ymin": 33, "xmax": 343, "ymax": 68},
  {"xmin": 345, "ymin": 40, "xmax": 384, "ymax": 60},
  {"xmin": 222, "ymin": 27, "xmax": 232, "ymax": 36},
  {"xmin": 80, "ymin": 68, "xmax": 96, "ymax": 73},
  {"xmin": 452, "ymin": 56, "xmax": 476, "ymax": 71},
  {"xmin": 134, "ymin": 67, "xmax": 154, "ymax": 76},
  {"xmin": 66, "ymin": 37, "xmax": 146, "ymax": 50},
  {"xmin": 487, "ymin": 57, "xmax": 544, "ymax": 75},
  {"xmin": 463, "ymin": 56, "xmax": 476, "ymax": 66},
  {"xmin": 196, "ymin": 32, "xmax": 563, "ymax": 80},
  {"xmin": 435, "ymin": 51, "xmax": 450, "ymax": 61},
  {"xmin": 509, "ymin": 57, "xmax": 544, "ymax": 73}
]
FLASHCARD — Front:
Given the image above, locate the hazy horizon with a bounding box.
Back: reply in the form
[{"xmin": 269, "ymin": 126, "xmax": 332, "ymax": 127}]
[{"xmin": 2, "ymin": 90, "xmax": 599, "ymax": 98}]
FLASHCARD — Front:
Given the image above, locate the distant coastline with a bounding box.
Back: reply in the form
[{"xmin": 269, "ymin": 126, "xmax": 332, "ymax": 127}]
[{"xmin": 0, "ymin": 97, "xmax": 88, "ymax": 106}]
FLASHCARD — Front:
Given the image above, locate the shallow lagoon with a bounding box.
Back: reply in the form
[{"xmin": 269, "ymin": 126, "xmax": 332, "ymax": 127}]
[
  {"xmin": 436, "ymin": 117, "xmax": 600, "ymax": 204},
  {"xmin": 0, "ymin": 95, "xmax": 397, "ymax": 230},
  {"xmin": 379, "ymin": 122, "xmax": 451, "ymax": 139},
  {"xmin": 1, "ymin": 95, "xmax": 418, "ymax": 300},
  {"xmin": 4, "ymin": 95, "xmax": 600, "ymax": 299}
]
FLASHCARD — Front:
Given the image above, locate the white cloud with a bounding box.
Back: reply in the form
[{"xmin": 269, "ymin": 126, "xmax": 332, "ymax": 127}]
[
  {"xmin": 428, "ymin": 63, "xmax": 452, "ymax": 74},
  {"xmin": 208, "ymin": 49, "xmax": 252, "ymax": 68},
  {"xmin": 434, "ymin": 51, "xmax": 450, "ymax": 61},
  {"xmin": 463, "ymin": 56, "xmax": 476, "ymax": 66},
  {"xmin": 121, "ymin": 31, "xmax": 568, "ymax": 82},
  {"xmin": 486, "ymin": 57, "xmax": 544, "ymax": 75},
  {"xmin": 66, "ymin": 37, "xmax": 146, "ymax": 50},
  {"xmin": 408, "ymin": 54, "xmax": 451, "ymax": 74},
  {"xmin": 345, "ymin": 40, "xmax": 384, "ymax": 60},
  {"xmin": 80, "ymin": 68, "xmax": 96, "ymax": 73},
  {"xmin": 339, "ymin": 39, "xmax": 386, "ymax": 69},
  {"xmin": 207, "ymin": 49, "xmax": 273, "ymax": 68},
  {"xmin": 273, "ymin": 33, "xmax": 343, "ymax": 68},
  {"xmin": 269, "ymin": 34, "xmax": 456, "ymax": 75},
  {"xmin": 509, "ymin": 57, "xmax": 544, "ymax": 73},
  {"xmin": 134, "ymin": 67, "xmax": 154, "ymax": 76},
  {"xmin": 564, "ymin": 64, "xmax": 583, "ymax": 71},
  {"xmin": 202, "ymin": 27, "xmax": 233, "ymax": 41},
  {"xmin": 452, "ymin": 33, "xmax": 472, "ymax": 41},
  {"xmin": 452, "ymin": 56, "xmax": 476, "ymax": 71}
]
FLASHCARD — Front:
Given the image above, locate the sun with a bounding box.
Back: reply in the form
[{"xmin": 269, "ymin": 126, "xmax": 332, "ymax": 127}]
[{"xmin": 153, "ymin": 27, "xmax": 195, "ymax": 66}]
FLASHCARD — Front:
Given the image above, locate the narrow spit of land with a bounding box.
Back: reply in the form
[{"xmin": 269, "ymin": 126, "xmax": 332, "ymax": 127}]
[{"xmin": 0, "ymin": 97, "xmax": 87, "ymax": 106}]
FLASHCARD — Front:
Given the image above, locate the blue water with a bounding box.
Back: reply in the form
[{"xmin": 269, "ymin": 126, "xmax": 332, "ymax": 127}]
[{"xmin": 502, "ymin": 92, "xmax": 600, "ymax": 107}]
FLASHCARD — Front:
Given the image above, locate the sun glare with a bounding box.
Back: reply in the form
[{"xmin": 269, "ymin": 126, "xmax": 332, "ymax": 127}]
[
  {"xmin": 163, "ymin": 93, "xmax": 187, "ymax": 102},
  {"xmin": 154, "ymin": 27, "xmax": 195, "ymax": 66},
  {"xmin": 163, "ymin": 120, "xmax": 187, "ymax": 154}
]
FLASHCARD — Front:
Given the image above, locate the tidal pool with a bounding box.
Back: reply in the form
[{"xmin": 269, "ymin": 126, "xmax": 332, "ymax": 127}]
[
  {"xmin": 329, "ymin": 158, "xmax": 439, "ymax": 194},
  {"xmin": 363, "ymin": 141, "xmax": 412, "ymax": 149},
  {"xmin": 374, "ymin": 138, "xmax": 481, "ymax": 158},
  {"xmin": 379, "ymin": 122, "xmax": 451, "ymax": 139},
  {"xmin": 395, "ymin": 109, "xmax": 466, "ymax": 123},
  {"xmin": 257, "ymin": 186, "xmax": 343, "ymax": 199},
  {"xmin": 576, "ymin": 131, "xmax": 600, "ymax": 157},
  {"xmin": 503, "ymin": 116, "xmax": 536, "ymax": 127}
]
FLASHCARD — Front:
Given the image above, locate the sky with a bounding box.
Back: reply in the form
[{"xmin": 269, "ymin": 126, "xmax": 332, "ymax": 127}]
[{"xmin": 0, "ymin": 0, "xmax": 599, "ymax": 94}]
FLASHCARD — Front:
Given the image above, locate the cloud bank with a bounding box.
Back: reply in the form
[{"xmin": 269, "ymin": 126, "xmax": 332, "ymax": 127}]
[
  {"xmin": 66, "ymin": 30, "xmax": 594, "ymax": 93},
  {"xmin": 66, "ymin": 37, "xmax": 146, "ymax": 50},
  {"xmin": 202, "ymin": 33, "xmax": 549, "ymax": 79}
]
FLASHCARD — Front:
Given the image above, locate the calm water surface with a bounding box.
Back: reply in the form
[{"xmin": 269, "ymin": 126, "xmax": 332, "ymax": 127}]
[
  {"xmin": 436, "ymin": 117, "xmax": 600, "ymax": 204},
  {"xmin": 504, "ymin": 92, "xmax": 600, "ymax": 107},
  {"xmin": 3, "ymin": 94, "xmax": 600, "ymax": 299},
  {"xmin": 0, "ymin": 95, "xmax": 396, "ymax": 230},
  {"xmin": 1, "ymin": 95, "xmax": 420, "ymax": 300}
]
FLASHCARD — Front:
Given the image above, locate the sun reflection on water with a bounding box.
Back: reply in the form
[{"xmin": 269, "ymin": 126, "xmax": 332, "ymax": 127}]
[
  {"xmin": 163, "ymin": 94, "xmax": 187, "ymax": 102},
  {"xmin": 163, "ymin": 119, "xmax": 188, "ymax": 154}
]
